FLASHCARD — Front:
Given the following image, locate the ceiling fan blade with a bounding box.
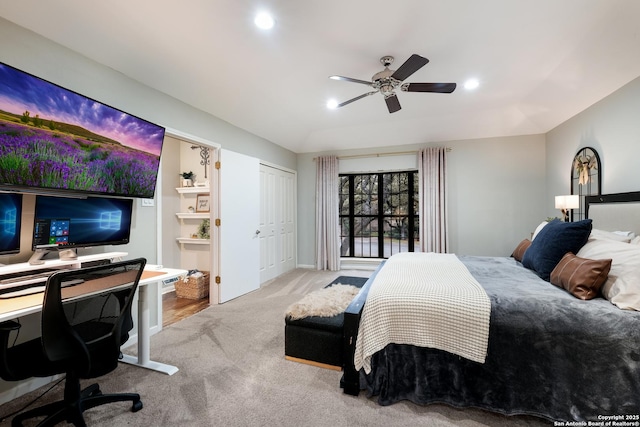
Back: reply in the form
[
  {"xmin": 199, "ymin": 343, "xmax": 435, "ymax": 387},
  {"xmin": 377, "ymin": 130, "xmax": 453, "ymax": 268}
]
[
  {"xmin": 385, "ymin": 94, "xmax": 401, "ymax": 113},
  {"xmin": 401, "ymin": 82, "xmax": 457, "ymax": 93},
  {"xmin": 390, "ymin": 54, "xmax": 429, "ymax": 81},
  {"xmin": 337, "ymin": 91, "xmax": 377, "ymax": 108},
  {"xmin": 329, "ymin": 75, "xmax": 373, "ymax": 86}
]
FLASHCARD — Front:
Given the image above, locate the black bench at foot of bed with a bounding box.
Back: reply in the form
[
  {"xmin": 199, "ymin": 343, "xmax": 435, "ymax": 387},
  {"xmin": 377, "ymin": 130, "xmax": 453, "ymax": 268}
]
[{"xmin": 284, "ymin": 276, "xmax": 368, "ymax": 369}]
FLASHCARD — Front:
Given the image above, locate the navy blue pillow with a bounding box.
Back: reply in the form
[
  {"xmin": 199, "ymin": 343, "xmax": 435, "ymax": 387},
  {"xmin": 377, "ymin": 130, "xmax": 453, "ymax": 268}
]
[{"xmin": 521, "ymin": 219, "xmax": 593, "ymax": 281}]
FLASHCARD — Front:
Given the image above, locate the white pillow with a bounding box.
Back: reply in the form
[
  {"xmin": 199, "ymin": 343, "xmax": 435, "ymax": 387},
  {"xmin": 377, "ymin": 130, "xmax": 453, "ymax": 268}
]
[
  {"xmin": 531, "ymin": 221, "xmax": 548, "ymax": 241},
  {"xmin": 613, "ymin": 231, "xmax": 637, "ymax": 239},
  {"xmin": 577, "ymin": 238, "xmax": 640, "ymax": 311},
  {"xmin": 590, "ymin": 228, "xmax": 633, "ymax": 243}
]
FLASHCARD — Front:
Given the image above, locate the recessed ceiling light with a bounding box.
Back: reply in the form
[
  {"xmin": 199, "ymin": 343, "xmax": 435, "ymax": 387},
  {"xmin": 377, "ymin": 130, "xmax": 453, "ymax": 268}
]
[
  {"xmin": 464, "ymin": 78, "xmax": 480, "ymax": 90},
  {"xmin": 326, "ymin": 99, "xmax": 338, "ymax": 109},
  {"xmin": 254, "ymin": 11, "xmax": 275, "ymax": 30}
]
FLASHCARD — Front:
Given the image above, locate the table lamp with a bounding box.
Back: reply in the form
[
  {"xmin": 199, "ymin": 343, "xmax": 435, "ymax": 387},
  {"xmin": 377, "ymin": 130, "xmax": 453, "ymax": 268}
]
[{"xmin": 555, "ymin": 195, "xmax": 580, "ymax": 222}]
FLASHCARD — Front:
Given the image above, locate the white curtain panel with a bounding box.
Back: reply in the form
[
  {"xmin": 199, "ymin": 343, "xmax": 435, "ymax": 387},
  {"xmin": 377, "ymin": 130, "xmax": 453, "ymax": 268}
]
[
  {"xmin": 315, "ymin": 155, "xmax": 340, "ymax": 270},
  {"xmin": 418, "ymin": 147, "xmax": 449, "ymax": 253}
]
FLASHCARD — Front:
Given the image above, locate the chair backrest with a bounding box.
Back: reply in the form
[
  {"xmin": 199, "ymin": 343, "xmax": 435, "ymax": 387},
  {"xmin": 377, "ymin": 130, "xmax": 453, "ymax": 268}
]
[{"xmin": 41, "ymin": 258, "xmax": 146, "ymax": 378}]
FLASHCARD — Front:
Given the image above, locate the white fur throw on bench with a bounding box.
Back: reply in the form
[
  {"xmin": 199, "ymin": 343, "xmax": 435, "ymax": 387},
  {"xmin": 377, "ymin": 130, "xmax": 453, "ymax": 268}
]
[{"xmin": 285, "ymin": 284, "xmax": 361, "ymax": 320}]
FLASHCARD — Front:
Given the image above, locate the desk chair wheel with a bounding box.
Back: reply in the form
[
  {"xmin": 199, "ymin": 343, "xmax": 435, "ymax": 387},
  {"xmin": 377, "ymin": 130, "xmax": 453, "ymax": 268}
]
[{"xmin": 132, "ymin": 400, "xmax": 143, "ymax": 412}]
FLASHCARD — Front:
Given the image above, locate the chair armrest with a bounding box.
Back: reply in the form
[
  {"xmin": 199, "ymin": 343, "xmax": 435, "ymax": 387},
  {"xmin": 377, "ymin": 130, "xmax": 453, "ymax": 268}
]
[
  {"xmin": 0, "ymin": 321, "xmax": 21, "ymax": 354},
  {"xmin": 0, "ymin": 320, "xmax": 21, "ymax": 332}
]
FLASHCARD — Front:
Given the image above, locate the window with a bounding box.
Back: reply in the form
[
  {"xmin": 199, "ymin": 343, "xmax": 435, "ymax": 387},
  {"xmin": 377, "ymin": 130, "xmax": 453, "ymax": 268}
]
[{"xmin": 339, "ymin": 171, "xmax": 418, "ymax": 258}]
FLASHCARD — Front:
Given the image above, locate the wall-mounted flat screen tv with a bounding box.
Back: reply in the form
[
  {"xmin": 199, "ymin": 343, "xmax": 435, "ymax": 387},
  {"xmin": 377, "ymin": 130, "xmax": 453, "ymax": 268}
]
[
  {"xmin": 0, "ymin": 193, "xmax": 22, "ymax": 256},
  {"xmin": 0, "ymin": 62, "xmax": 165, "ymax": 199},
  {"xmin": 32, "ymin": 195, "xmax": 133, "ymax": 251}
]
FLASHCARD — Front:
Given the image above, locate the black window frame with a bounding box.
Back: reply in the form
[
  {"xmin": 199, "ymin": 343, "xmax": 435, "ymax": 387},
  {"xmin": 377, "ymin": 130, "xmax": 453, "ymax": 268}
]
[{"xmin": 339, "ymin": 170, "xmax": 418, "ymax": 258}]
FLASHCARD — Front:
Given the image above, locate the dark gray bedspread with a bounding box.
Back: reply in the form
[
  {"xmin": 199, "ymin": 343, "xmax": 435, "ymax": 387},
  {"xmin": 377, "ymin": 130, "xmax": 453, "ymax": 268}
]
[{"xmin": 360, "ymin": 256, "xmax": 640, "ymax": 421}]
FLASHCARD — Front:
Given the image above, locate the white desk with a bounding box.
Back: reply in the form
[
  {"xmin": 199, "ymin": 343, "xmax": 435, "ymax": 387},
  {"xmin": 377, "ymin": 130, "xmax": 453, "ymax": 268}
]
[
  {"xmin": 120, "ymin": 266, "xmax": 186, "ymax": 375},
  {"xmin": 0, "ymin": 255, "xmax": 186, "ymax": 376}
]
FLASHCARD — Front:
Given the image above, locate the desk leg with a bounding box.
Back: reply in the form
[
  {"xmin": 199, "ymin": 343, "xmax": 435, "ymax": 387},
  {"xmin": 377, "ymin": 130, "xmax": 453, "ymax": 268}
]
[{"xmin": 120, "ymin": 283, "xmax": 179, "ymax": 375}]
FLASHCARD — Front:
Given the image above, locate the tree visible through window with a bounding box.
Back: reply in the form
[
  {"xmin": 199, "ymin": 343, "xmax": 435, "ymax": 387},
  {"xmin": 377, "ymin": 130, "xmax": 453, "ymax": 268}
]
[{"xmin": 339, "ymin": 171, "xmax": 419, "ymax": 258}]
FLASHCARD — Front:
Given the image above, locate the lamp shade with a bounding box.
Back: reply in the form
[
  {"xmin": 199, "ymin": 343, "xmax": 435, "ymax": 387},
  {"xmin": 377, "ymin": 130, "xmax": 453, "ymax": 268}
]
[
  {"xmin": 565, "ymin": 195, "xmax": 580, "ymax": 209},
  {"xmin": 555, "ymin": 195, "xmax": 579, "ymax": 209}
]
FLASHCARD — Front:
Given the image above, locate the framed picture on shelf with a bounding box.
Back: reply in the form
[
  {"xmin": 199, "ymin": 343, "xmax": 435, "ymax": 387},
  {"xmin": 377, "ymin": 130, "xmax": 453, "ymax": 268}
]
[{"xmin": 196, "ymin": 194, "xmax": 210, "ymax": 213}]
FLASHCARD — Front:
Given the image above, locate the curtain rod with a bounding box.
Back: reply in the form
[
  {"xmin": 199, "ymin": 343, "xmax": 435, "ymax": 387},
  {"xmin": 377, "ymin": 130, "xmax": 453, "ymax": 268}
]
[{"xmin": 313, "ymin": 148, "xmax": 451, "ymax": 161}]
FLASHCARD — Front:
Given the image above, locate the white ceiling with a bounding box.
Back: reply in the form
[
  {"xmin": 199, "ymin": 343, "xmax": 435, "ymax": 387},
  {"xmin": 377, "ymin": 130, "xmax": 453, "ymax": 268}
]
[{"xmin": 2, "ymin": 0, "xmax": 640, "ymax": 154}]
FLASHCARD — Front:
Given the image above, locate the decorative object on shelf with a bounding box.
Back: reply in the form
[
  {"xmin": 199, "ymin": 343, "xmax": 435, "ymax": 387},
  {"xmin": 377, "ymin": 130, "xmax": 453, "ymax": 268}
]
[
  {"xmin": 191, "ymin": 145, "xmax": 211, "ymax": 179},
  {"xmin": 194, "ymin": 180, "xmax": 209, "ymax": 187},
  {"xmin": 191, "ymin": 233, "xmax": 198, "ymax": 239},
  {"xmin": 187, "ymin": 206, "xmax": 195, "ymax": 213},
  {"xmin": 180, "ymin": 171, "xmax": 195, "ymax": 187},
  {"xmin": 570, "ymin": 147, "xmax": 601, "ymax": 222},
  {"xmin": 196, "ymin": 193, "xmax": 210, "ymax": 212},
  {"xmin": 197, "ymin": 219, "xmax": 210, "ymax": 239}
]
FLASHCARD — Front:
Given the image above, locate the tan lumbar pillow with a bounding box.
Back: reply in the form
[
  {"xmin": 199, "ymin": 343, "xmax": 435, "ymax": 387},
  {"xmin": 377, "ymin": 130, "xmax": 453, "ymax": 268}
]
[{"xmin": 549, "ymin": 252, "xmax": 611, "ymax": 300}]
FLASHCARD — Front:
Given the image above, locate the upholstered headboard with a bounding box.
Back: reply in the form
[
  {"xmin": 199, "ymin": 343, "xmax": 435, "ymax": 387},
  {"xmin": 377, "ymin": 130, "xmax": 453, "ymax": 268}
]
[{"xmin": 585, "ymin": 191, "xmax": 640, "ymax": 235}]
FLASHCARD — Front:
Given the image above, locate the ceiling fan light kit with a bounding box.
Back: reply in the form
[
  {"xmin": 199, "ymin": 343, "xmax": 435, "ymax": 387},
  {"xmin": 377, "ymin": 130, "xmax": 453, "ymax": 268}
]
[{"xmin": 329, "ymin": 54, "xmax": 456, "ymax": 113}]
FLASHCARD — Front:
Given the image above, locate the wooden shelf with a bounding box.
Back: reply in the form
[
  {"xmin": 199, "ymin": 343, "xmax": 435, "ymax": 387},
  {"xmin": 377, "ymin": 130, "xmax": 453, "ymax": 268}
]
[
  {"xmin": 176, "ymin": 238, "xmax": 210, "ymax": 245},
  {"xmin": 175, "ymin": 213, "xmax": 209, "ymax": 220},
  {"xmin": 175, "ymin": 187, "xmax": 209, "ymax": 194}
]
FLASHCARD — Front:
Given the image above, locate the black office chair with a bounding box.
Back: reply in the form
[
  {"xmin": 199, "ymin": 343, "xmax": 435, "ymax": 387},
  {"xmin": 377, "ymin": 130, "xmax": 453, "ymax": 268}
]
[{"xmin": 0, "ymin": 257, "xmax": 146, "ymax": 427}]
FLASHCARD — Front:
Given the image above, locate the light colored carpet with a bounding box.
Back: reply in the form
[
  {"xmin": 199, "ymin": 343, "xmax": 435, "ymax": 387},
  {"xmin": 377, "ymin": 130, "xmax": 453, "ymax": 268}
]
[{"xmin": 0, "ymin": 268, "xmax": 548, "ymax": 427}]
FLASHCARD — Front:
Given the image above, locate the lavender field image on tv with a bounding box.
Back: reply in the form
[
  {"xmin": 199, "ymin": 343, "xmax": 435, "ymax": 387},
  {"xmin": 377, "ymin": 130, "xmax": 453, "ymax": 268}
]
[{"xmin": 0, "ymin": 63, "xmax": 165, "ymax": 198}]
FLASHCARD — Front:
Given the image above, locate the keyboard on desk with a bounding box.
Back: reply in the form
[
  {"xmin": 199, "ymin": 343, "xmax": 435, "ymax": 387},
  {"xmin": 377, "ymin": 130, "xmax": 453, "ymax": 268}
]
[
  {"xmin": 0, "ymin": 270, "xmax": 60, "ymax": 299},
  {"xmin": 0, "ymin": 276, "xmax": 84, "ymax": 299},
  {"xmin": 0, "ymin": 270, "xmax": 60, "ymax": 285}
]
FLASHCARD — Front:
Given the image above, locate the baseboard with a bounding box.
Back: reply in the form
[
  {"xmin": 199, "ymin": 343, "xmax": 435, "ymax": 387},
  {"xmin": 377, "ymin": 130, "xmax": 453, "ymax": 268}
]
[
  {"xmin": 284, "ymin": 355, "xmax": 341, "ymax": 371},
  {"xmin": 296, "ymin": 264, "xmax": 315, "ymax": 269},
  {"xmin": 297, "ymin": 259, "xmax": 383, "ymax": 271},
  {"xmin": 340, "ymin": 258, "xmax": 383, "ymax": 271}
]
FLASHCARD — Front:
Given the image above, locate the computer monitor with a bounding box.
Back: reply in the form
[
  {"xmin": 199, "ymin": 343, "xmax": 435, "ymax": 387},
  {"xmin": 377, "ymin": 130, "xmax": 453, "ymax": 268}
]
[
  {"xmin": 0, "ymin": 193, "xmax": 22, "ymax": 256},
  {"xmin": 30, "ymin": 195, "xmax": 133, "ymax": 263}
]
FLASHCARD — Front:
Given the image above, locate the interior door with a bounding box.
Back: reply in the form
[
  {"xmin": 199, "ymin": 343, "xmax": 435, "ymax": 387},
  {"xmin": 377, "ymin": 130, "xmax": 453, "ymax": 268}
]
[
  {"xmin": 279, "ymin": 168, "xmax": 296, "ymax": 274},
  {"xmin": 259, "ymin": 164, "xmax": 296, "ymax": 283},
  {"xmin": 219, "ymin": 149, "xmax": 260, "ymax": 302},
  {"xmin": 259, "ymin": 166, "xmax": 277, "ymax": 282}
]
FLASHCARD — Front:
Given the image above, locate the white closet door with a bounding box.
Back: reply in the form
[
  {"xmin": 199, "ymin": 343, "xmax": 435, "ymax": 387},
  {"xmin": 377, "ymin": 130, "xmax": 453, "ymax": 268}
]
[
  {"xmin": 219, "ymin": 149, "xmax": 260, "ymax": 302},
  {"xmin": 259, "ymin": 166, "xmax": 277, "ymax": 282},
  {"xmin": 278, "ymin": 168, "xmax": 296, "ymax": 274},
  {"xmin": 259, "ymin": 164, "xmax": 296, "ymax": 283}
]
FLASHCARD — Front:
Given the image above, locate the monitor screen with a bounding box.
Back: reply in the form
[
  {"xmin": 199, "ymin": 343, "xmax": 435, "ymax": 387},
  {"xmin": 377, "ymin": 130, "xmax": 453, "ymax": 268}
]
[
  {"xmin": 32, "ymin": 195, "xmax": 133, "ymax": 251},
  {"xmin": 0, "ymin": 62, "xmax": 165, "ymax": 199},
  {"xmin": 0, "ymin": 193, "xmax": 22, "ymax": 255}
]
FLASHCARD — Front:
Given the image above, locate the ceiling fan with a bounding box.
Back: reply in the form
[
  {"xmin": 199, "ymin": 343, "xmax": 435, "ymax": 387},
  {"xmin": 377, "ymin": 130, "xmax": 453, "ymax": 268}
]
[{"xmin": 329, "ymin": 54, "xmax": 456, "ymax": 113}]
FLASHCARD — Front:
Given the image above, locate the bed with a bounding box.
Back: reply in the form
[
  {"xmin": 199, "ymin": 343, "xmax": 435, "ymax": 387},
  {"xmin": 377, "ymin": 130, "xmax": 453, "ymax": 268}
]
[{"xmin": 342, "ymin": 191, "xmax": 640, "ymax": 422}]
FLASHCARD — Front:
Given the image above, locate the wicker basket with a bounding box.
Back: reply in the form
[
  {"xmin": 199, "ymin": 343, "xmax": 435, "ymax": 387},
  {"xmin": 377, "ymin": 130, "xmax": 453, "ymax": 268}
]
[{"xmin": 175, "ymin": 271, "xmax": 210, "ymax": 300}]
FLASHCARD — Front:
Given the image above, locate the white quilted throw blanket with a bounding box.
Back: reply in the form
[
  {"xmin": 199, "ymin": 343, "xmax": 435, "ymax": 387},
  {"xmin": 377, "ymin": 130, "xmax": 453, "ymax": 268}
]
[{"xmin": 354, "ymin": 252, "xmax": 491, "ymax": 374}]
